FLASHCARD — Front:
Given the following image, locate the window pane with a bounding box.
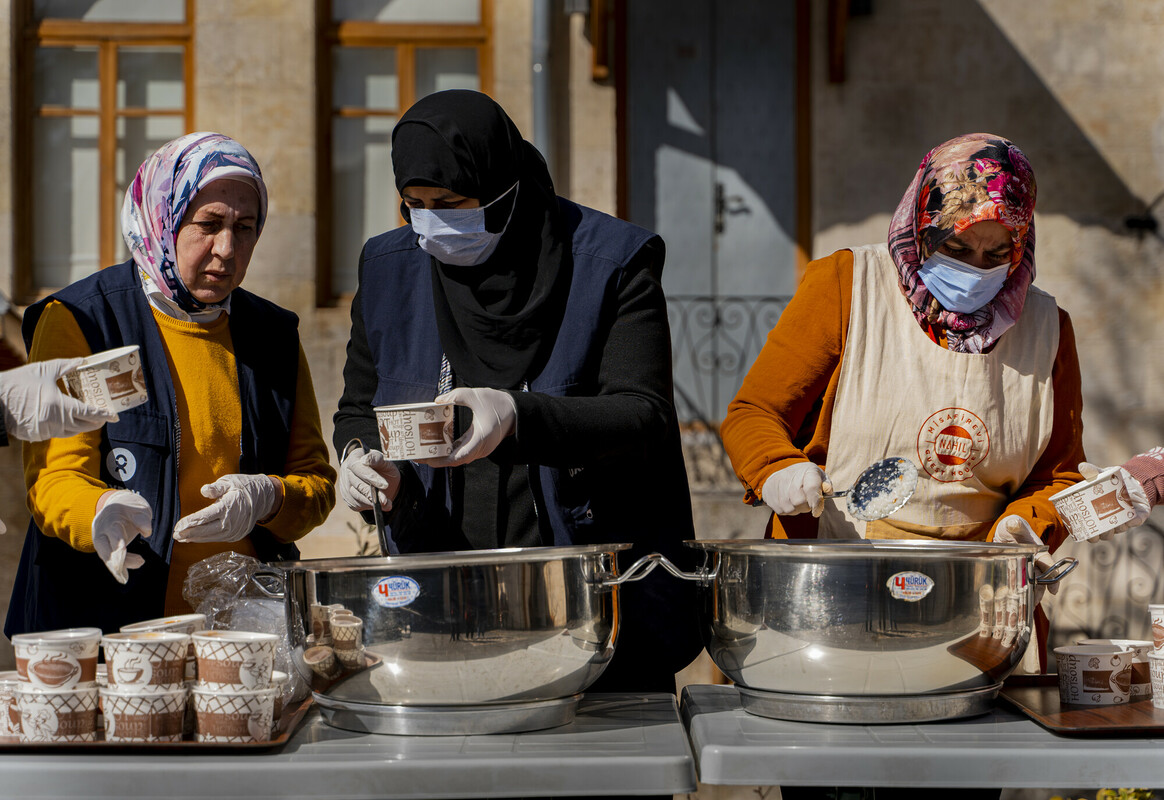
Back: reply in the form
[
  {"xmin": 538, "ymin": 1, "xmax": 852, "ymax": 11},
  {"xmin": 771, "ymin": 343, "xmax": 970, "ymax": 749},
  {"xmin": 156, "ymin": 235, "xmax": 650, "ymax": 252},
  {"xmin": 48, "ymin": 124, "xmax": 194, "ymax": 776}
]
[
  {"xmin": 332, "ymin": 116, "xmax": 397, "ymax": 295},
  {"xmin": 35, "ymin": 47, "xmax": 99, "ymax": 109},
  {"xmin": 415, "ymin": 48, "xmax": 479, "ymax": 98},
  {"xmin": 113, "ymin": 116, "xmax": 186, "ymax": 264},
  {"xmin": 333, "ymin": 48, "xmax": 398, "ymax": 111},
  {"xmin": 34, "ymin": 0, "xmax": 185, "ymax": 22},
  {"xmin": 118, "ymin": 47, "xmax": 184, "ymax": 110},
  {"xmin": 33, "ymin": 116, "xmax": 100, "ymax": 287},
  {"xmin": 333, "ymin": 0, "xmax": 479, "ymax": 24}
]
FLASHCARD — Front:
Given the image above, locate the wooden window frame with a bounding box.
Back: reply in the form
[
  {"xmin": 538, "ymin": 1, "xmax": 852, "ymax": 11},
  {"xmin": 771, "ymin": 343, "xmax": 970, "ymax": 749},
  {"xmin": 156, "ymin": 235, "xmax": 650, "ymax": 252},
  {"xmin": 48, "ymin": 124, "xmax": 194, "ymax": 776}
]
[
  {"xmin": 13, "ymin": 0, "xmax": 194, "ymax": 304},
  {"xmin": 316, "ymin": 0, "xmax": 494, "ymax": 307}
]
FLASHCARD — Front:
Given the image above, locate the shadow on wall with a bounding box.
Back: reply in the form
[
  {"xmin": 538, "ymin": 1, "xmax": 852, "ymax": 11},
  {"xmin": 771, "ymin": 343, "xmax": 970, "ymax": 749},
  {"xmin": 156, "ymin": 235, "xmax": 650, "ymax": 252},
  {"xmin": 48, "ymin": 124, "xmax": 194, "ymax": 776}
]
[{"xmin": 815, "ymin": 0, "xmax": 1142, "ymax": 236}]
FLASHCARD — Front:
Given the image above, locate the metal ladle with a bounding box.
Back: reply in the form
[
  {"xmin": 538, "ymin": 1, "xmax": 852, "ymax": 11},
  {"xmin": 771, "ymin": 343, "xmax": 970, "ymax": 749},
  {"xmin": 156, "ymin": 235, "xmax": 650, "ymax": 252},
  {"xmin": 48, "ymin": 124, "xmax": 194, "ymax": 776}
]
[{"xmin": 824, "ymin": 456, "xmax": 919, "ymax": 522}]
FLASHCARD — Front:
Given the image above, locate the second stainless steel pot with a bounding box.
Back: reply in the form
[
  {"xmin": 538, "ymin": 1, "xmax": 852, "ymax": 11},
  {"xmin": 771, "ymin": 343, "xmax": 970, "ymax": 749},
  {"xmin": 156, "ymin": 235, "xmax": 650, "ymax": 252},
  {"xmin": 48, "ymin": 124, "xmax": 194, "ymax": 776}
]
[{"xmin": 664, "ymin": 539, "xmax": 1076, "ymax": 722}]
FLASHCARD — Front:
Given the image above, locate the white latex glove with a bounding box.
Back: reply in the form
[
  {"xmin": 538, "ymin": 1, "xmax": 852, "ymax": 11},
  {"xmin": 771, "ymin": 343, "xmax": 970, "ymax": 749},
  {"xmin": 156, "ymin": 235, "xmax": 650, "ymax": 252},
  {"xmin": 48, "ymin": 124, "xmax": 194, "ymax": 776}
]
[
  {"xmin": 994, "ymin": 515, "xmax": 1058, "ymax": 601},
  {"xmin": 761, "ymin": 462, "xmax": 832, "ymax": 517},
  {"xmin": 1076, "ymin": 461, "xmax": 1151, "ymax": 540},
  {"xmin": 0, "ymin": 358, "xmax": 118, "ymax": 441},
  {"xmin": 337, "ymin": 446, "xmax": 400, "ymax": 512},
  {"xmin": 421, "ymin": 387, "xmax": 517, "ymax": 468},
  {"xmin": 172, "ymin": 474, "xmax": 281, "ymax": 543},
  {"xmin": 91, "ymin": 490, "xmax": 153, "ymax": 584}
]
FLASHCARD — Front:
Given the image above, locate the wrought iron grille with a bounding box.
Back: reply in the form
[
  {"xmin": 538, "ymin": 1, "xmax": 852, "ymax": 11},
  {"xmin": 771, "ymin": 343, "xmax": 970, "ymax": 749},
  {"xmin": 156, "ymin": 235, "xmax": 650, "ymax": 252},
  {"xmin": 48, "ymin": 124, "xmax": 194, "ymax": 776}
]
[{"xmin": 666, "ymin": 294, "xmax": 792, "ymax": 490}]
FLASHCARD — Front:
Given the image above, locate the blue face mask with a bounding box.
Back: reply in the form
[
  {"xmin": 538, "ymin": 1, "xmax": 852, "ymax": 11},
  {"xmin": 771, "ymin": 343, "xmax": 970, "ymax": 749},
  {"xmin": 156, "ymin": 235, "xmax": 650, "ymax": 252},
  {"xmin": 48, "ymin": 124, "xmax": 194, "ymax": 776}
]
[
  {"xmin": 917, "ymin": 251, "xmax": 1011, "ymax": 313},
  {"xmin": 409, "ymin": 182, "xmax": 518, "ymax": 266}
]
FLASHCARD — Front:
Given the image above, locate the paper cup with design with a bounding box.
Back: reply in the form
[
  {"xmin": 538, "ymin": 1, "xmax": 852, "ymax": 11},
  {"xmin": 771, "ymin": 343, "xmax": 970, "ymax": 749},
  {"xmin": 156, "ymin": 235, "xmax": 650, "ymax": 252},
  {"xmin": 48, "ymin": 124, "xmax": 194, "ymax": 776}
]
[
  {"xmin": 122, "ymin": 613, "xmax": 207, "ymax": 679},
  {"xmin": 1149, "ymin": 653, "xmax": 1164, "ymax": 709},
  {"xmin": 331, "ymin": 617, "xmax": 365, "ymax": 669},
  {"xmin": 192, "ymin": 630, "xmax": 277, "ymax": 691},
  {"xmin": 100, "ymin": 685, "xmax": 187, "ymax": 742},
  {"xmin": 1055, "ymin": 644, "xmax": 1134, "ymax": 705},
  {"xmin": 192, "ymin": 685, "xmax": 277, "ymax": 743},
  {"xmin": 1051, "ymin": 467, "xmax": 1141, "ymax": 542},
  {"xmin": 0, "ymin": 672, "xmax": 21, "ymax": 742},
  {"xmin": 102, "ymin": 631, "xmax": 190, "ymax": 691},
  {"xmin": 62, "ymin": 345, "xmax": 148, "ymax": 414},
  {"xmin": 16, "ymin": 685, "xmax": 99, "ymax": 742},
  {"xmin": 375, "ymin": 401, "xmax": 454, "ymax": 460},
  {"xmin": 12, "ymin": 627, "xmax": 102, "ymax": 689},
  {"xmin": 1079, "ymin": 638, "xmax": 1153, "ymax": 699}
]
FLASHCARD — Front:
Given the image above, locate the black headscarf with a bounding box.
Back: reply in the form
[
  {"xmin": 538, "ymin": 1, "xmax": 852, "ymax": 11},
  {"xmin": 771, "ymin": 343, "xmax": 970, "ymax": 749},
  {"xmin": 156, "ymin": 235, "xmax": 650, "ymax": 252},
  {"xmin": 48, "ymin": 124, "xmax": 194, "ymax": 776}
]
[{"xmin": 391, "ymin": 90, "xmax": 568, "ymax": 390}]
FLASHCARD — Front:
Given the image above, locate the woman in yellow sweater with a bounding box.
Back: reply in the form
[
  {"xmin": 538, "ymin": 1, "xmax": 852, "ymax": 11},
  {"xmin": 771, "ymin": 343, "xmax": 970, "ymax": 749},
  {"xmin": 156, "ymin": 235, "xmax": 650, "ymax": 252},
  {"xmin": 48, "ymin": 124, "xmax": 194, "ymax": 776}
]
[{"xmin": 6, "ymin": 132, "xmax": 335, "ymax": 636}]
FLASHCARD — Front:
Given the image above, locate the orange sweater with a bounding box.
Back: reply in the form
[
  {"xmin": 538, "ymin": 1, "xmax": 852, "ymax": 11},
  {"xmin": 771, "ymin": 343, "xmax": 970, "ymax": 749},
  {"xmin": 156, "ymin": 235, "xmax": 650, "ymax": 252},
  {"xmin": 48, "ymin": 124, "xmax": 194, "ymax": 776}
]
[
  {"xmin": 24, "ymin": 301, "xmax": 336, "ymax": 614},
  {"xmin": 720, "ymin": 249, "xmax": 1085, "ymax": 551}
]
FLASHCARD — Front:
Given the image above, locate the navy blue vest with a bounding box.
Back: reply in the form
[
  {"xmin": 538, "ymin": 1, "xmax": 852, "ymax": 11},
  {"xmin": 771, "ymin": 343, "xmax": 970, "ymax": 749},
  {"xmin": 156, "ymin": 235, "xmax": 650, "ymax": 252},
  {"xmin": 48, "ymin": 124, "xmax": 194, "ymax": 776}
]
[
  {"xmin": 358, "ymin": 200, "xmax": 703, "ymax": 683},
  {"xmin": 5, "ymin": 261, "xmax": 301, "ymax": 636}
]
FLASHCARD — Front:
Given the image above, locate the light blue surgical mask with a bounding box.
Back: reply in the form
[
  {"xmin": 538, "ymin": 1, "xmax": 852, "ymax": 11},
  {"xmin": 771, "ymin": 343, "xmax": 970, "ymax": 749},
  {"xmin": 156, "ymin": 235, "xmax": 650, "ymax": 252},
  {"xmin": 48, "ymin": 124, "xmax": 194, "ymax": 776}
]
[
  {"xmin": 918, "ymin": 251, "xmax": 1011, "ymax": 313},
  {"xmin": 409, "ymin": 182, "xmax": 518, "ymax": 266}
]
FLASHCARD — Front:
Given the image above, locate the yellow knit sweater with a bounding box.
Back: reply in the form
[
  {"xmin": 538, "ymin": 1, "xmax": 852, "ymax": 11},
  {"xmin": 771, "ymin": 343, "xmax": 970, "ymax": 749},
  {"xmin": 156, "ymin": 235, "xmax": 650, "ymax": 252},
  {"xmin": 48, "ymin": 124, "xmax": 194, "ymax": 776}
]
[{"xmin": 24, "ymin": 300, "xmax": 336, "ymax": 614}]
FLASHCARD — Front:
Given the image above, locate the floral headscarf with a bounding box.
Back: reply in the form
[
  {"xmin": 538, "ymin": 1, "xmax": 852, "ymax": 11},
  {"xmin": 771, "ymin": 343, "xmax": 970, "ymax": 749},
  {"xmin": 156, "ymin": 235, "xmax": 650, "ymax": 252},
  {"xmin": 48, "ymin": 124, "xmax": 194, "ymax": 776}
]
[
  {"xmin": 121, "ymin": 132, "xmax": 268, "ymax": 313},
  {"xmin": 886, "ymin": 133, "xmax": 1036, "ymax": 353}
]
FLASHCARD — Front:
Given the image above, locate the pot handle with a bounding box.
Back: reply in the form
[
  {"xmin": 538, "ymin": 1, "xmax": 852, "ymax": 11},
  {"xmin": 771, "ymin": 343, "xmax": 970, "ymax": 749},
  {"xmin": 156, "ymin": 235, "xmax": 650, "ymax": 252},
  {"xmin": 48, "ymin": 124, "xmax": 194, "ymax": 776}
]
[
  {"xmin": 1034, "ymin": 556, "xmax": 1078, "ymax": 585},
  {"xmin": 250, "ymin": 570, "xmax": 286, "ymax": 599},
  {"xmin": 602, "ymin": 553, "xmax": 716, "ymax": 586}
]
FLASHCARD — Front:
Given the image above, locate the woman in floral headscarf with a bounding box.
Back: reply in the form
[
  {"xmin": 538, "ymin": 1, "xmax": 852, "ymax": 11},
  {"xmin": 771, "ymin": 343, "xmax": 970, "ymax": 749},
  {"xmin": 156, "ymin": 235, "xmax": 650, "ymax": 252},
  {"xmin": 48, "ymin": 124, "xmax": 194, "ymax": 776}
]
[
  {"xmin": 721, "ymin": 132, "xmax": 1084, "ymax": 800},
  {"xmin": 5, "ymin": 132, "xmax": 335, "ymax": 637}
]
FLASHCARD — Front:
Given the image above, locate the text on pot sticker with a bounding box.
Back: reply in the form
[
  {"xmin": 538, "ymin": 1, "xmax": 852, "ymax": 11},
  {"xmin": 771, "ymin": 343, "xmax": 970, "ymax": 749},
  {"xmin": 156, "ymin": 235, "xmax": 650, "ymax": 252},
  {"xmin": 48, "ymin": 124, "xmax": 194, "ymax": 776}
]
[
  {"xmin": 373, "ymin": 576, "xmax": 421, "ymax": 608},
  {"xmin": 886, "ymin": 571, "xmax": 935, "ymax": 602}
]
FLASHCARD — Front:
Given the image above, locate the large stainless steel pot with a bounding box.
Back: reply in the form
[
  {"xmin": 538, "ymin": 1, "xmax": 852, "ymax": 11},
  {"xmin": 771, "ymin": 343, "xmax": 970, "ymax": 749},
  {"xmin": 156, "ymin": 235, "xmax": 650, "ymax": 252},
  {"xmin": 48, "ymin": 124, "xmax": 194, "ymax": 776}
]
[
  {"xmin": 657, "ymin": 539, "xmax": 1077, "ymax": 723},
  {"xmin": 256, "ymin": 544, "xmax": 654, "ymax": 735}
]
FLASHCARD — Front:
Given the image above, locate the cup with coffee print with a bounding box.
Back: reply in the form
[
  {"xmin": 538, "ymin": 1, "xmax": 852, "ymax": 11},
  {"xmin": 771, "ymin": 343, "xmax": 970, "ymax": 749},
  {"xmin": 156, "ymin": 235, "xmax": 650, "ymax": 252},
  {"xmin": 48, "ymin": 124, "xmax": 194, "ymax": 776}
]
[
  {"xmin": 16, "ymin": 684, "xmax": 99, "ymax": 742},
  {"xmin": 101, "ymin": 631, "xmax": 190, "ymax": 691},
  {"xmin": 62, "ymin": 345, "xmax": 149, "ymax": 415},
  {"xmin": 1078, "ymin": 638, "xmax": 1153, "ymax": 699},
  {"xmin": 121, "ymin": 613, "xmax": 207, "ymax": 680},
  {"xmin": 1150, "ymin": 605, "xmax": 1164, "ymax": 655},
  {"xmin": 375, "ymin": 401, "xmax": 454, "ymax": 460},
  {"xmin": 0, "ymin": 672, "xmax": 21, "ymax": 742},
  {"xmin": 1055, "ymin": 644, "xmax": 1135, "ymax": 706},
  {"xmin": 191, "ymin": 685, "xmax": 277, "ymax": 743},
  {"xmin": 1051, "ymin": 467, "xmax": 1142, "ymax": 542},
  {"xmin": 192, "ymin": 630, "xmax": 277, "ymax": 691},
  {"xmin": 100, "ymin": 685, "xmax": 187, "ymax": 742},
  {"xmin": 11, "ymin": 628, "xmax": 102, "ymax": 690}
]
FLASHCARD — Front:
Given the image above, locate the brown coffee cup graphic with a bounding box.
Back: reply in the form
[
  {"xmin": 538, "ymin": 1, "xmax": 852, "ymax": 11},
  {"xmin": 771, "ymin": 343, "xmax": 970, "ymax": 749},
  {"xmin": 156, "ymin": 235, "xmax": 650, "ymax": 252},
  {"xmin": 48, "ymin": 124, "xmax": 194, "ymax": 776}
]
[
  {"xmin": 1153, "ymin": 622, "xmax": 1164, "ymax": 651},
  {"xmin": 418, "ymin": 421, "xmax": 447, "ymax": 446},
  {"xmin": 105, "ymin": 370, "xmax": 137, "ymax": 400},
  {"xmin": 1090, "ymin": 490, "xmax": 1125, "ymax": 520},
  {"xmin": 30, "ymin": 656, "xmax": 80, "ymax": 688}
]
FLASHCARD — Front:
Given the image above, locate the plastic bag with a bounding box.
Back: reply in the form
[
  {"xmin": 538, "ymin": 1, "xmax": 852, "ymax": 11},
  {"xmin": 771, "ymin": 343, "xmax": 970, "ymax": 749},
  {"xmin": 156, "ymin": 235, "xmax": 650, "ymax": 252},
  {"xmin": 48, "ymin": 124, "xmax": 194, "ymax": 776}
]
[{"xmin": 183, "ymin": 551, "xmax": 309, "ymax": 705}]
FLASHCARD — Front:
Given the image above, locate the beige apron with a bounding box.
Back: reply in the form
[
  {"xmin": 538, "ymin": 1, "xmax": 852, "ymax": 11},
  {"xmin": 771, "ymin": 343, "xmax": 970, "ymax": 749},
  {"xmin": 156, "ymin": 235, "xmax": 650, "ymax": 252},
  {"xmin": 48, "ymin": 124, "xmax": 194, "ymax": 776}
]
[{"xmin": 818, "ymin": 244, "xmax": 1059, "ymax": 540}]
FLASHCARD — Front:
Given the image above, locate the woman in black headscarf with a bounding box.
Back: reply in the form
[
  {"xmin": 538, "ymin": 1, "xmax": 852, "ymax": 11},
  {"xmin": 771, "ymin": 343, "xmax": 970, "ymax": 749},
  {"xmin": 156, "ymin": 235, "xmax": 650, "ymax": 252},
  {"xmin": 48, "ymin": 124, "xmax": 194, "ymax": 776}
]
[{"xmin": 333, "ymin": 90, "xmax": 702, "ymax": 693}]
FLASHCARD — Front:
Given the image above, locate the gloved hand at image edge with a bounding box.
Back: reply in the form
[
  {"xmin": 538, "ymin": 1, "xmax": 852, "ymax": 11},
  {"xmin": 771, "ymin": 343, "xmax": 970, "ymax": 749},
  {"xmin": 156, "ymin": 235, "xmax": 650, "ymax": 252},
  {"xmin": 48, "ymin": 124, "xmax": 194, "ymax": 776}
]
[
  {"xmin": 420, "ymin": 387, "xmax": 517, "ymax": 468},
  {"xmin": 337, "ymin": 446, "xmax": 400, "ymax": 512},
  {"xmin": 0, "ymin": 358, "xmax": 118, "ymax": 442},
  {"xmin": 994, "ymin": 515, "xmax": 1058, "ymax": 599},
  {"xmin": 172, "ymin": 474, "xmax": 281, "ymax": 543},
  {"xmin": 1075, "ymin": 461, "xmax": 1151, "ymax": 540},
  {"xmin": 761, "ymin": 462, "xmax": 832, "ymax": 518},
  {"xmin": 91, "ymin": 490, "xmax": 153, "ymax": 584}
]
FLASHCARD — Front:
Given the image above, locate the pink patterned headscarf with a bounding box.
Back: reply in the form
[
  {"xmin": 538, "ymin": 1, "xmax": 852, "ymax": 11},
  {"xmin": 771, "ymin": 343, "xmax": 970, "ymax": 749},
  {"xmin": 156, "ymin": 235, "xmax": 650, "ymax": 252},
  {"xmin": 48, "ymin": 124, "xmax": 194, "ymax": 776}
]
[
  {"xmin": 886, "ymin": 133, "xmax": 1037, "ymax": 353},
  {"xmin": 121, "ymin": 132, "xmax": 267, "ymax": 312}
]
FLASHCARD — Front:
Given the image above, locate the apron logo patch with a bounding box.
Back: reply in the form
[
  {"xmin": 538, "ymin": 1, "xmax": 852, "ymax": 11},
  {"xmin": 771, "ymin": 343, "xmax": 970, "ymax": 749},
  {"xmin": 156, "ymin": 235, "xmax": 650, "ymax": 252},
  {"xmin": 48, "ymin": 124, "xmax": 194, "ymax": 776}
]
[
  {"xmin": 106, "ymin": 448, "xmax": 137, "ymax": 481},
  {"xmin": 917, "ymin": 408, "xmax": 989, "ymax": 483}
]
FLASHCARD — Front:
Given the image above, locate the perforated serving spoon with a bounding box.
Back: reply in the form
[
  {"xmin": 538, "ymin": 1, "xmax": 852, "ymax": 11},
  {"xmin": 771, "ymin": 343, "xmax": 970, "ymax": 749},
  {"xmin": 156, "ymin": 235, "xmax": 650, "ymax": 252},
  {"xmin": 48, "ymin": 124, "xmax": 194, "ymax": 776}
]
[{"xmin": 824, "ymin": 456, "xmax": 919, "ymax": 522}]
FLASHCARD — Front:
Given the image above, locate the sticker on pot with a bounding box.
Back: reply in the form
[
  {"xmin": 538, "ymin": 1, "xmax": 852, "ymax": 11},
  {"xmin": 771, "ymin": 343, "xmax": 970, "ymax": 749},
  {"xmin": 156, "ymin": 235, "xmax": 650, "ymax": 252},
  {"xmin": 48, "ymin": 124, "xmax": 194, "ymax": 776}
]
[
  {"xmin": 372, "ymin": 576, "xmax": 421, "ymax": 608},
  {"xmin": 887, "ymin": 571, "xmax": 934, "ymax": 602}
]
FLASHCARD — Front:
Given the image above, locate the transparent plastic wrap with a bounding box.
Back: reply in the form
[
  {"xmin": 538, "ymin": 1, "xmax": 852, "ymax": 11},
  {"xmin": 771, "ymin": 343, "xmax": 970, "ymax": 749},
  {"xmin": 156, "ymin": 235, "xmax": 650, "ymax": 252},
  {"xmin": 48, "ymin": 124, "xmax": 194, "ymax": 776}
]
[{"xmin": 182, "ymin": 551, "xmax": 309, "ymax": 706}]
